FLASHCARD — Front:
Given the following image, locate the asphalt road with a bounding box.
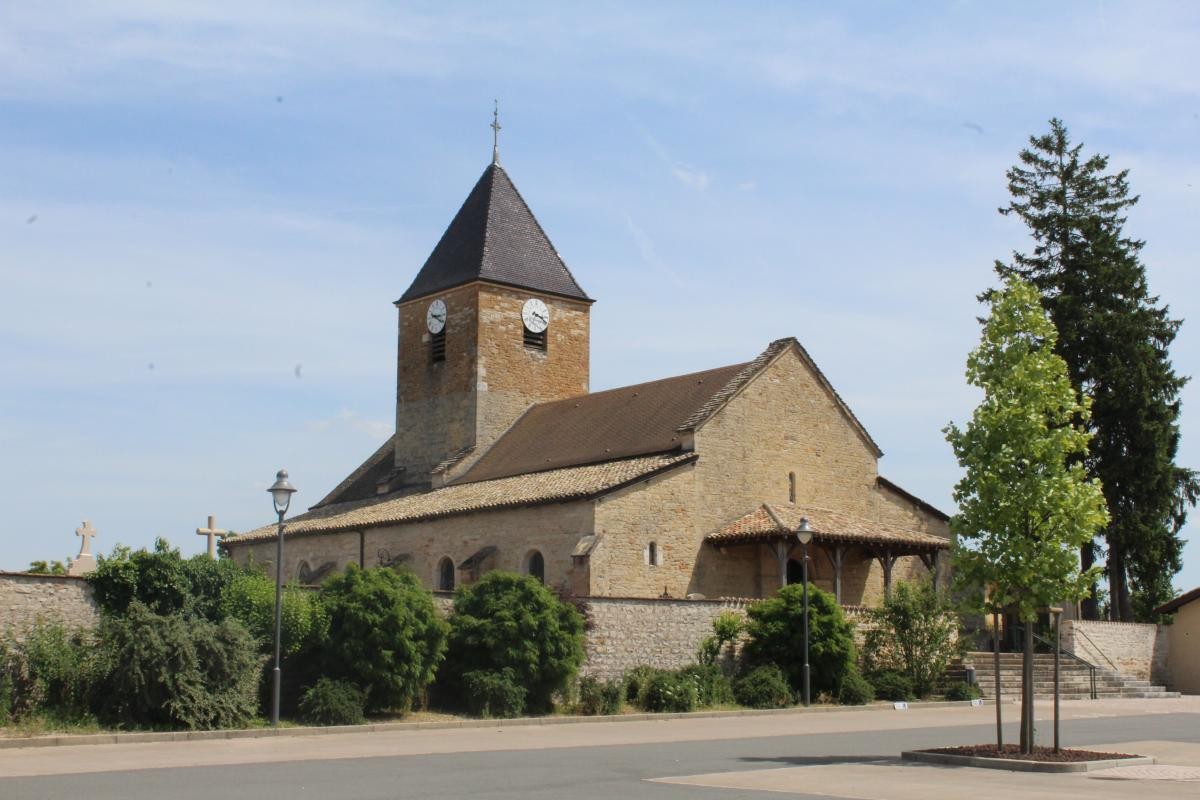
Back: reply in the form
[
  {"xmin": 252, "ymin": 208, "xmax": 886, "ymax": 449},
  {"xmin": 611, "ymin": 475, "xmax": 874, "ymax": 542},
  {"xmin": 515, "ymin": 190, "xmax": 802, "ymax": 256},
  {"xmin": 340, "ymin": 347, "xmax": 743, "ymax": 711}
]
[{"xmin": 2, "ymin": 710, "xmax": 1197, "ymax": 800}]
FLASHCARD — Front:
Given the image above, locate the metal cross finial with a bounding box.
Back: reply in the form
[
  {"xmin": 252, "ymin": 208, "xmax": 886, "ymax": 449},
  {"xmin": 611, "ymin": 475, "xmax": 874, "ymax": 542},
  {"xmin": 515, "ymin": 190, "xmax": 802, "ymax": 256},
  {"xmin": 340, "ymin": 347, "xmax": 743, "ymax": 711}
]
[{"xmin": 491, "ymin": 99, "xmax": 501, "ymax": 164}]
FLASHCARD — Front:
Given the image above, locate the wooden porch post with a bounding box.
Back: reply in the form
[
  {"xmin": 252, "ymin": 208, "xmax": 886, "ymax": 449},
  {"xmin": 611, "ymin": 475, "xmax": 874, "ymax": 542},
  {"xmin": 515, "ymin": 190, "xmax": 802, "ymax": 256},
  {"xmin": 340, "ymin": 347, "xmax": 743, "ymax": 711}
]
[
  {"xmin": 824, "ymin": 544, "xmax": 845, "ymax": 605},
  {"xmin": 878, "ymin": 549, "xmax": 896, "ymax": 599},
  {"xmin": 770, "ymin": 540, "xmax": 789, "ymax": 589}
]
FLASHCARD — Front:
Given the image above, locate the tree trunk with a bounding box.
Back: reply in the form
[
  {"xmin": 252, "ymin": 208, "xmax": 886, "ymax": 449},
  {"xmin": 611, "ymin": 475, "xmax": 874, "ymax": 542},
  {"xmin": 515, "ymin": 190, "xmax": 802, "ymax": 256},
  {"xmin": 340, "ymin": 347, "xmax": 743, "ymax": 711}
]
[
  {"xmin": 1108, "ymin": 547, "xmax": 1133, "ymax": 621},
  {"xmin": 1020, "ymin": 621, "xmax": 1035, "ymax": 754},
  {"xmin": 1080, "ymin": 541, "xmax": 1099, "ymax": 620}
]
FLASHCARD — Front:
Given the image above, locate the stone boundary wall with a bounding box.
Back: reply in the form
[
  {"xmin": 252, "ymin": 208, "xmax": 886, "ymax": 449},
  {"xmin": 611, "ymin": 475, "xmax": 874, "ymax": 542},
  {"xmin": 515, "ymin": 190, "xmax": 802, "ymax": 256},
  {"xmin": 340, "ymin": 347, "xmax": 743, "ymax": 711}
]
[
  {"xmin": 0, "ymin": 572, "xmax": 99, "ymax": 637},
  {"xmin": 580, "ymin": 596, "xmax": 753, "ymax": 679},
  {"xmin": 1062, "ymin": 619, "xmax": 1168, "ymax": 684}
]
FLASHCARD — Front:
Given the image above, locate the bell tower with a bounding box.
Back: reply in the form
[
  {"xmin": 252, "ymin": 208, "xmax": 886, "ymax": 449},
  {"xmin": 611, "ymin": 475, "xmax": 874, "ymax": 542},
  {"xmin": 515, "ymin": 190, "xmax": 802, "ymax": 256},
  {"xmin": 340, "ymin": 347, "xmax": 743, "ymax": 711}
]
[{"xmin": 391, "ymin": 161, "xmax": 592, "ymax": 490}]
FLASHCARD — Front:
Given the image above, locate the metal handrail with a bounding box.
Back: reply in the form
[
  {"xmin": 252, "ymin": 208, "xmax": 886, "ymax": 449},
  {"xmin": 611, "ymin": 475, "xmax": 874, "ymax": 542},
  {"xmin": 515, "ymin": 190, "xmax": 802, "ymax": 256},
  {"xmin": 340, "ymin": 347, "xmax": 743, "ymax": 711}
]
[
  {"xmin": 1030, "ymin": 630, "xmax": 1098, "ymax": 700},
  {"xmin": 1009, "ymin": 623, "xmax": 1100, "ymax": 699},
  {"xmin": 1073, "ymin": 626, "xmax": 1120, "ymax": 673}
]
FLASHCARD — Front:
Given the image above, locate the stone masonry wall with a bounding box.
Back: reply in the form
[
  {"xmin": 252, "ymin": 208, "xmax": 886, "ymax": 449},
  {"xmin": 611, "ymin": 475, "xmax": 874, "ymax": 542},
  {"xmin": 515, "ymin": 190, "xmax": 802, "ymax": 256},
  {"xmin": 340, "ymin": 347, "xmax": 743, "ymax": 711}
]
[
  {"xmin": 1062, "ymin": 619, "xmax": 1169, "ymax": 684},
  {"xmin": 0, "ymin": 573, "xmax": 99, "ymax": 636},
  {"xmin": 581, "ymin": 597, "xmax": 752, "ymax": 679}
]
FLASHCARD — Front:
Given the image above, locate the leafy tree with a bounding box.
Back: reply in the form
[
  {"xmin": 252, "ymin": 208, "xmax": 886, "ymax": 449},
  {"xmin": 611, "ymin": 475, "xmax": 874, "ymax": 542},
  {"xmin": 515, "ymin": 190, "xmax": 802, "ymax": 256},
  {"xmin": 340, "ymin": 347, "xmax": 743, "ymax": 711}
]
[
  {"xmin": 443, "ymin": 571, "xmax": 585, "ymax": 715},
  {"xmin": 861, "ymin": 580, "xmax": 962, "ymax": 698},
  {"xmin": 318, "ymin": 565, "xmax": 447, "ymax": 714},
  {"xmin": 741, "ymin": 584, "xmax": 856, "ymax": 697},
  {"xmin": 26, "ymin": 560, "xmax": 69, "ymax": 575},
  {"xmin": 945, "ymin": 276, "xmax": 1108, "ymax": 752},
  {"xmin": 995, "ymin": 118, "xmax": 1197, "ymax": 621}
]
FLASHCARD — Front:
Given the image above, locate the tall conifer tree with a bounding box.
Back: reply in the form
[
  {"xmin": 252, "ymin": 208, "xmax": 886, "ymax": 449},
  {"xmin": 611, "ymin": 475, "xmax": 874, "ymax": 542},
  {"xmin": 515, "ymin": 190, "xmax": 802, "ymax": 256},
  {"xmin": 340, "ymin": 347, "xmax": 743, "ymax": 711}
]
[{"xmin": 995, "ymin": 119, "xmax": 1197, "ymax": 620}]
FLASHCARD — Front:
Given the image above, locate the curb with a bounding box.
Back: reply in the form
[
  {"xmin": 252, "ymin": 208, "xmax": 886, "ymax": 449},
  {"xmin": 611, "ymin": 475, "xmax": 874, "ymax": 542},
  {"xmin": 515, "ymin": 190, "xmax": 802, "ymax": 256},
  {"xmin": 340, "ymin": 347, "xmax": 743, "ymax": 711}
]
[
  {"xmin": 0, "ymin": 699, "xmax": 986, "ymax": 750},
  {"xmin": 901, "ymin": 750, "xmax": 1157, "ymax": 773}
]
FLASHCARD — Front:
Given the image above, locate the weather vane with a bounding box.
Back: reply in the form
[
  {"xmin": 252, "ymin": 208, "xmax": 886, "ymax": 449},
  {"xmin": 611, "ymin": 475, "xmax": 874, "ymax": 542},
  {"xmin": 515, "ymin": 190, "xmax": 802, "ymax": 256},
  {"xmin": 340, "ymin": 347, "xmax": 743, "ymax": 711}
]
[{"xmin": 491, "ymin": 99, "xmax": 501, "ymax": 164}]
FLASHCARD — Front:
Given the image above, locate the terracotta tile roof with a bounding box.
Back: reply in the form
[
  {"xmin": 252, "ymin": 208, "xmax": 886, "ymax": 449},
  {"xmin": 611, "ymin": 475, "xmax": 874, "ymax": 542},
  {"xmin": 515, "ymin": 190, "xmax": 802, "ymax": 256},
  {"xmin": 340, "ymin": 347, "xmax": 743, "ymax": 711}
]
[
  {"xmin": 313, "ymin": 435, "xmax": 397, "ymax": 508},
  {"xmin": 227, "ymin": 452, "xmax": 697, "ymax": 544},
  {"xmin": 455, "ymin": 363, "xmax": 747, "ymax": 484},
  {"xmin": 398, "ymin": 163, "xmax": 590, "ymax": 304},
  {"xmin": 708, "ymin": 503, "xmax": 949, "ymax": 551},
  {"xmin": 1154, "ymin": 586, "xmax": 1200, "ymax": 615}
]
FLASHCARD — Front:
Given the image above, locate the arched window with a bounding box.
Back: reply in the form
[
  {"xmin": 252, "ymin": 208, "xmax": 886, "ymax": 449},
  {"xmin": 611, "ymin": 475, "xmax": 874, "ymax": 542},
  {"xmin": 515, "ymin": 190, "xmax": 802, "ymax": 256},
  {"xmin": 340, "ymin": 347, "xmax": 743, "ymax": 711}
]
[
  {"xmin": 646, "ymin": 541, "xmax": 659, "ymax": 567},
  {"xmin": 526, "ymin": 550, "xmax": 545, "ymax": 583},
  {"xmin": 437, "ymin": 556, "xmax": 455, "ymax": 591},
  {"xmin": 787, "ymin": 558, "xmax": 805, "ymax": 585},
  {"xmin": 788, "ymin": 472, "xmax": 796, "ymax": 503}
]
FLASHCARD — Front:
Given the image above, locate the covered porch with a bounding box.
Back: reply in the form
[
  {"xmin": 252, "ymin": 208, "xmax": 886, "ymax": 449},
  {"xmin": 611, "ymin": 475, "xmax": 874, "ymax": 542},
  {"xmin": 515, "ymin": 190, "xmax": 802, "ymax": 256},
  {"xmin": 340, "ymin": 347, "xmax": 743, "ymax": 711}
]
[{"xmin": 706, "ymin": 503, "xmax": 951, "ymax": 605}]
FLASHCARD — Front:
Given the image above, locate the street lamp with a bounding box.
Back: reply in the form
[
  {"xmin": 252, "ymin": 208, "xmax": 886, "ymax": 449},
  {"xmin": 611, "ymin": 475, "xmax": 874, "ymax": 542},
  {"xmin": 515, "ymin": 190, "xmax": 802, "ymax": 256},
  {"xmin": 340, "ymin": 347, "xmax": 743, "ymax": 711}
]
[
  {"xmin": 267, "ymin": 469, "xmax": 296, "ymax": 727},
  {"xmin": 796, "ymin": 516, "xmax": 813, "ymax": 707}
]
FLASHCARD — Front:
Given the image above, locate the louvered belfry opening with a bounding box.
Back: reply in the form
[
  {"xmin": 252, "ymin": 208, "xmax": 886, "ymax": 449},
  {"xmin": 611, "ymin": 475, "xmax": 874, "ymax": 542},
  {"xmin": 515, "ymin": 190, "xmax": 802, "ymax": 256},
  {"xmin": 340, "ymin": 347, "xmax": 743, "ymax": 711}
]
[
  {"xmin": 523, "ymin": 327, "xmax": 547, "ymax": 351},
  {"xmin": 430, "ymin": 329, "xmax": 446, "ymax": 363}
]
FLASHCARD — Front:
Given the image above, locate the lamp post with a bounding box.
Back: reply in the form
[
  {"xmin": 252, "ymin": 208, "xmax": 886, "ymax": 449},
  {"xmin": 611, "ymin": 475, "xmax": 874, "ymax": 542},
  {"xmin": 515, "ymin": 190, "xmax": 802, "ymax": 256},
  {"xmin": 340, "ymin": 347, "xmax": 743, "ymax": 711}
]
[
  {"xmin": 267, "ymin": 469, "xmax": 296, "ymax": 727},
  {"xmin": 797, "ymin": 517, "xmax": 813, "ymax": 707}
]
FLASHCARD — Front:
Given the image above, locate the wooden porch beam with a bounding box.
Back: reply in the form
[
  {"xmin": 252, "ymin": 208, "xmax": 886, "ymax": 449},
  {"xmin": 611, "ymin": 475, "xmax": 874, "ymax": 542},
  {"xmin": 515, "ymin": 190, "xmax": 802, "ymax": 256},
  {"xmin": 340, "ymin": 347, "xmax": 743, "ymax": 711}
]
[{"xmin": 823, "ymin": 544, "xmax": 845, "ymax": 605}]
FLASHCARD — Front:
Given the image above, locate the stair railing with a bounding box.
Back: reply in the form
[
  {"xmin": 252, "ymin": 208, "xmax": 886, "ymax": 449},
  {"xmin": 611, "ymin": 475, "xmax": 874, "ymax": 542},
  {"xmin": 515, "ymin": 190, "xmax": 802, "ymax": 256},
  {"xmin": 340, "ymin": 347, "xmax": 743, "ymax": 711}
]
[
  {"xmin": 1012, "ymin": 623, "xmax": 1099, "ymax": 700},
  {"xmin": 1072, "ymin": 626, "xmax": 1120, "ymax": 673}
]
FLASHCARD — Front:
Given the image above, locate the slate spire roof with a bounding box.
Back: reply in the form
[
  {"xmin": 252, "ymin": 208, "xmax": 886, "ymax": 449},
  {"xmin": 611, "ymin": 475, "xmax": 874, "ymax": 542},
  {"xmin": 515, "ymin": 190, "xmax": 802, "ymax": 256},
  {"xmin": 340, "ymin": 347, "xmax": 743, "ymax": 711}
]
[{"xmin": 398, "ymin": 163, "xmax": 591, "ymax": 303}]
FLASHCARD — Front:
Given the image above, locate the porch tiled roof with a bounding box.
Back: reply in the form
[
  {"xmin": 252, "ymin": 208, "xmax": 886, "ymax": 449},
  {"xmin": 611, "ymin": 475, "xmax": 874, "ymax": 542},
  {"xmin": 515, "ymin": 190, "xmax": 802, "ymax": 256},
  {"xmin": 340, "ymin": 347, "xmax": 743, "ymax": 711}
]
[
  {"xmin": 709, "ymin": 503, "xmax": 949, "ymax": 551},
  {"xmin": 230, "ymin": 452, "xmax": 697, "ymax": 544}
]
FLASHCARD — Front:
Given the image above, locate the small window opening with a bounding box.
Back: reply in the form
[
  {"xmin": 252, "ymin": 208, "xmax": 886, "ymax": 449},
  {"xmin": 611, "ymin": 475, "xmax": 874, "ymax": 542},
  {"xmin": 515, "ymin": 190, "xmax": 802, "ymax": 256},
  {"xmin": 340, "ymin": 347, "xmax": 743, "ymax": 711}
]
[
  {"xmin": 526, "ymin": 550, "xmax": 545, "ymax": 583},
  {"xmin": 788, "ymin": 472, "xmax": 796, "ymax": 503},
  {"xmin": 437, "ymin": 556, "xmax": 455, "ymax": 591},
  {"xmin": 431, "ymin": 329, "xmax": 446, "ymax": 363},
  {"xmin": 646, "ymin": 541, "xmax": 660, "ymax": 567},
  {"xmin": 523, "ymin": 328, "xmax": 547, "ymax": 351}
]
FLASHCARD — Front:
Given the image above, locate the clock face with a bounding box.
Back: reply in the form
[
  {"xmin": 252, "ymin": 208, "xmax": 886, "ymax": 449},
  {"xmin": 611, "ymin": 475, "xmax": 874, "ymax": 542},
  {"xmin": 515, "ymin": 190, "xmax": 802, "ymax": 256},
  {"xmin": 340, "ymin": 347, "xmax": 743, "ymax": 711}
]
[
  {"xmin": 522, "ymin": 298, "xmax": 550, "ymax": 333},
  {"xmin": 426, "ymin": 299, "xmax": 447, "ymax": 334}
]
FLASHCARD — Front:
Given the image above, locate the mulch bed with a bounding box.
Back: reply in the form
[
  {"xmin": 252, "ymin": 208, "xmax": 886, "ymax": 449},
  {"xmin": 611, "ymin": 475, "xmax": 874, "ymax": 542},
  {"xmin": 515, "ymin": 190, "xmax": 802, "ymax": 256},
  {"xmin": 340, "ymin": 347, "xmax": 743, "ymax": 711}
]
[{"xmin": 922, "ymin": 744, "xmax": 1138, "ymax": 763}]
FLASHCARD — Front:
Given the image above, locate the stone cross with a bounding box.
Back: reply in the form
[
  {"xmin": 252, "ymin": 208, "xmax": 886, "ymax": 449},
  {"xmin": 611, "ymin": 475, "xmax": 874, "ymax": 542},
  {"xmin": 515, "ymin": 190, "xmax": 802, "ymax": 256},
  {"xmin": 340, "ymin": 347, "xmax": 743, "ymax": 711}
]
[
  {"xmin": 196, "ymin": 514, "xmax": 229, "ymax": 559},
  {"xmin": 68, "ymin": 520, "xmax": 98, "ymax": 576}
]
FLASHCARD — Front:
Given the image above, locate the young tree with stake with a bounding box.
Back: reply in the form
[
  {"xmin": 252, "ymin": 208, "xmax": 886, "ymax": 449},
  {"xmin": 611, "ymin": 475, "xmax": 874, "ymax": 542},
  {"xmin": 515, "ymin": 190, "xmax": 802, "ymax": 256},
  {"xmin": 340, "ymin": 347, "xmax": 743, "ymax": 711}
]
[{"xmin": 945, "ymin": 276, "xmax": 1108, "ymax": 753}]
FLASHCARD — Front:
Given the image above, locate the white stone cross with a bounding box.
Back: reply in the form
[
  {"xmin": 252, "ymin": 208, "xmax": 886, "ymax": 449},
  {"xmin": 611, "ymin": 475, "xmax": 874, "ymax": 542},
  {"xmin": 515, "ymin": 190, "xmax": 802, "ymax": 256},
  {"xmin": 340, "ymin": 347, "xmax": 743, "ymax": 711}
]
[
  {"xmin": 75, "ymin": 520, "xmax": 96, "ymax": 557},
  {"xmin": 196, "ymin": 514, "xmax": 229, "ymax": 559},
  {"xmin": 69, "ymin": 520, "xmax": 98, "ymax": 576}
]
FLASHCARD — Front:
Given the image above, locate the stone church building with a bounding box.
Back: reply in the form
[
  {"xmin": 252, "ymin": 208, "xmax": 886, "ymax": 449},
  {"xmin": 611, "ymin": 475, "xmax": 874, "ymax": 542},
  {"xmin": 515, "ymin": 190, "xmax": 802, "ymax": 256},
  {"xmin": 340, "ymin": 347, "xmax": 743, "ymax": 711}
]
[{"xmin": 226, "ymin": 159, "xmax": 950, "ymax": 607}]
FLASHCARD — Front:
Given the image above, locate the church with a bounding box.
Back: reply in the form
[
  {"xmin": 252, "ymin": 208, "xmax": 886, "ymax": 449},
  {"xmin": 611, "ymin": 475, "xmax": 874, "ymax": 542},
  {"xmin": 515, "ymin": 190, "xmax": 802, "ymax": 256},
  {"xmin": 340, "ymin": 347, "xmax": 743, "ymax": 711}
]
[{"xmin": 225, "ymin": 154, "xmax": 950, "ymax": 607}]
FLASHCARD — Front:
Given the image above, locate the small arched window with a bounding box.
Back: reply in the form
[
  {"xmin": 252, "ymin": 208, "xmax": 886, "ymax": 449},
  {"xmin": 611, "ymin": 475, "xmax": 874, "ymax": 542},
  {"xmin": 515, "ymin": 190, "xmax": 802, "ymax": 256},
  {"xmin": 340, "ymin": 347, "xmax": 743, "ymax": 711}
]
[
  {"xmin": 788, "ymin": 471, "xmax": 797, "ymax": 503},
  {"xmin": 437, "ymin": 556, "xmax": 455, "ymax": 591},
  {"xmin": 526, "ymin": 550, "xmax": 545, "ymax": 583},
  {"xmin": 646, "ymin": 541, "xmax": 659, "ymax": 567}
]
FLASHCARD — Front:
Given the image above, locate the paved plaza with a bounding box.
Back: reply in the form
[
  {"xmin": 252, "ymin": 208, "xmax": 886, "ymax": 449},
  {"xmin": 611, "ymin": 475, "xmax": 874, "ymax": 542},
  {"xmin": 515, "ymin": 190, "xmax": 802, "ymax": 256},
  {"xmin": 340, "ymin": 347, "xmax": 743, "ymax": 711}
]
[{"xmin": 1, "ymin": 696, "xmax": 1197, "ymax": 799}]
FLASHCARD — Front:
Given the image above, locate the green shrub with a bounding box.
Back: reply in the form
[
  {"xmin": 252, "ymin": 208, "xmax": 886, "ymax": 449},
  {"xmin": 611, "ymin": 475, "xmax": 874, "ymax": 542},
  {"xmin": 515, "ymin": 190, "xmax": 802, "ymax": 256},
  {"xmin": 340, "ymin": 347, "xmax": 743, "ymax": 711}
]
[
  {"xmin": 297, "ymin": 678, "xmax": 365, "ymax": 726},
  {"xmin": 742, "ymin": 584, "xmax": 856, "ymax": 696},
  {"xmin": 443, "ymin": 572, "xmax": 584, "ymax": 715},
  {"xmin": 944, "ymin": 681, "xmax": 982, "ymax": 701},
  {"xmin": 679, "ymin": 664, "xmax": 734, "ymax": 707},
  {"xmin": 870, "ymin": 670, "xmax": 915, "ymax": 701},
  {"xmin": 837, "ymin": 668, "xmax": 874, "ymax": 705},
  {"xmin": 641, "ymin": 671, "xmax": 697, "ymax": 713},
  {"xmin": 221, "ymin": 572, "xmax": 328, "ymax": 658},
  {"xmin": 733, "ymin": 664, "xmax": 793, "ymax": 709},
  {"xmin": 88, "ymin": 540, "xmax": 249, "ymax": 621},
  {"xmin": 623, "ymin": 665, "xmax": 660, "ymax": 706},
  {"xmin": 697, "ymin": 611, "xmax": 744, "ymax": 669},
  {"xmin": 861, "ymin": 580, "xmax": 962, "ymax": 698},
  {"xmin": 94, "ymin": 603, "xmax": 262, "ymax": 730},
  {"xmin": 319, "ymin": 566, "xmax": 447, "ymax": 714},
  {"xmin": 0, "ymin": 621, "xmax": 101, "ymax": 722},
  {"xmin": 577, "ymin": 675, "xmax": 623, "ymax": 716},
  {"xmin": 461, "ymin": 669, "xmax": 527, "ymax": 718}
]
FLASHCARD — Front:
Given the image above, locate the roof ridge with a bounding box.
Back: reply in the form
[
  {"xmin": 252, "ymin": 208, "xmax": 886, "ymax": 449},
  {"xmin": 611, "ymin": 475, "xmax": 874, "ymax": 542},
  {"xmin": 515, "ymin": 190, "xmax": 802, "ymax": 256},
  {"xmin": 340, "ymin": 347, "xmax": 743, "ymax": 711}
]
[{"xmin": 676, "ymin": 338, "xmax": 794, "ymax": 432}]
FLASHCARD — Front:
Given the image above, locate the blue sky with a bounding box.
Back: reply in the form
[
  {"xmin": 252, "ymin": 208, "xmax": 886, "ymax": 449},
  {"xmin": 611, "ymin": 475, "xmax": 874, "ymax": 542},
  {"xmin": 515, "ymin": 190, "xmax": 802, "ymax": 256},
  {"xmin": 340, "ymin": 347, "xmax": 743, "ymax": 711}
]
[{"xmin": 2, "ymin": 2, "xmax": 1198, "ymax": 594}]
